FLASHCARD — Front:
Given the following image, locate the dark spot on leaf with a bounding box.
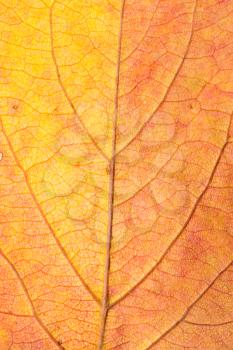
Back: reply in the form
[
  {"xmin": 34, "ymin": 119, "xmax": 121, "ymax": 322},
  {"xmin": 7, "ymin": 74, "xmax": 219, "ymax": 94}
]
[{"xmin": 57, "ymin": 340, "xmax": 65, "ymax": 349}]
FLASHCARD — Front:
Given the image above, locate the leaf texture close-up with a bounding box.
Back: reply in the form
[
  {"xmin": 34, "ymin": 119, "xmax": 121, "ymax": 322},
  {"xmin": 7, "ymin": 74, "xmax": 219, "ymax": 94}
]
[{"xmin": 1, "ymin": 0, "xmax": 233, "ymax": 349}]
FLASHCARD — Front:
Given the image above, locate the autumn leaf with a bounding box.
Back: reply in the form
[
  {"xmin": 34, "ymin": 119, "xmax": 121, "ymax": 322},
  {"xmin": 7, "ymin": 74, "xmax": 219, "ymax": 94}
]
[{"xmin": 1, "ymin": 0, "xmax": 233, "ymax": 349}]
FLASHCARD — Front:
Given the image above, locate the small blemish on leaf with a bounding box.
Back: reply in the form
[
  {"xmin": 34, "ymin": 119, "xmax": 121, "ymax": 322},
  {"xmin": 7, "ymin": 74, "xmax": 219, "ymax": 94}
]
[
  {"xmin": 188, "ymin": 100, "xmax": 201, "ymax": 114},
  {"xmin": 57, "ymin": 340, "xmax": 65, "ymax": 349},
  {"xmin": 9, "ymin": 102, "xmax": 21, "ymax": 114}
]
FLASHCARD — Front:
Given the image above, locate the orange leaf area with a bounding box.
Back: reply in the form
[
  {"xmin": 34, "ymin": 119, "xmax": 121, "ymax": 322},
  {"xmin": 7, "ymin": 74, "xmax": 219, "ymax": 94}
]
[{"xmin": 1, "ymin": 0, "xmax": 233, "ymax": 349}]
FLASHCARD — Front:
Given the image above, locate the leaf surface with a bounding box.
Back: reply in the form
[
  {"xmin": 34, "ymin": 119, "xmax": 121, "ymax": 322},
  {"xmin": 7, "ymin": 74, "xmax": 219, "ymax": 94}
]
[{"xmin": 1, "ymin": 0, "xmax": 233, "ymax": 349}]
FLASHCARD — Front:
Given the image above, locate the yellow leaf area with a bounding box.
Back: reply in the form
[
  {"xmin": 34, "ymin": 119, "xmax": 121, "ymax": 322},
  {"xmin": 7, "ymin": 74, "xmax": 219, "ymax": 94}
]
[{"xmin": 1, "ymin": 0, "xmax": 233, "ymax": 349}]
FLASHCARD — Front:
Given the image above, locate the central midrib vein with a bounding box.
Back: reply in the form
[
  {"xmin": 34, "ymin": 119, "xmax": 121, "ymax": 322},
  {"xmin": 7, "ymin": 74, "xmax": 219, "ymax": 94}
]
[{"xmin": 98, "ymin": 1, "xmax": 126, "ymax": 349}]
